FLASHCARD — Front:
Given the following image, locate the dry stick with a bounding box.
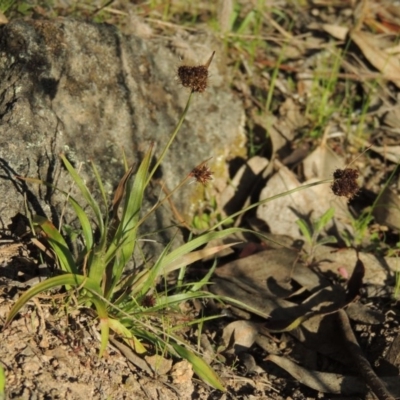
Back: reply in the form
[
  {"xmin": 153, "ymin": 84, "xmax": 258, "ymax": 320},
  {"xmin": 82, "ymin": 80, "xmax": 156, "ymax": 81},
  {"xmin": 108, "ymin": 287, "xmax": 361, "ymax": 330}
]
[{"xmin": 337, "ymin": 309, "xmax": 395, "ymax": 400}]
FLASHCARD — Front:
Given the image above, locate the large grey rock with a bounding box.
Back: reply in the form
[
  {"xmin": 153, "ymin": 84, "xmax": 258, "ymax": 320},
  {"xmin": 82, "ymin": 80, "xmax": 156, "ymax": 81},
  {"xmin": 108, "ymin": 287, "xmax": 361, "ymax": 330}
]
[{"xmin": 0, "ymin": 18, "xmax": 245, "ymax": 247}]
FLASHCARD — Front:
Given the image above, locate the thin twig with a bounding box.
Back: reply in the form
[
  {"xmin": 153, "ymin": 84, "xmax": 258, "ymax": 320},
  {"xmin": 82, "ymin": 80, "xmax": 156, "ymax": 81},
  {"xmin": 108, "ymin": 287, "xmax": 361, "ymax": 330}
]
[{"xmin": 338, "ymin": 309, "xmax": 395, "ymax": 400}]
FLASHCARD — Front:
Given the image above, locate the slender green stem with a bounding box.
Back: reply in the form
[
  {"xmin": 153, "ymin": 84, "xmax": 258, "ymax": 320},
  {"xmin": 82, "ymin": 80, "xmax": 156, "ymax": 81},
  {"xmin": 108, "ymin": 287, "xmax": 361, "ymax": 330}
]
[
  {"xmin": 146, "ymin": 91, "xmax": 194, "ymax": 186},
  {"xmin": 210, "ymin": 178, "xmax": 334, "ymax": 231},
  {"xmin": 136, "ymin": 175, "xmax": 192, "ymax": 230}
]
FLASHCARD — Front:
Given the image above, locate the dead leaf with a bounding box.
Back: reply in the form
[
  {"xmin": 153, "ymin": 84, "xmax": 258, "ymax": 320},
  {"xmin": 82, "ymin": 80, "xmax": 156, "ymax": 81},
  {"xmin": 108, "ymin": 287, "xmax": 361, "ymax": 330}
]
[
  {"xmin": 322, "ymin": 23, "xmax": 349, "ymax": 40},
  {"xmin": 212, "ymin": 248, "xmax": 352, "ymax": 335},
  {"xmin": 145, "ymin": 354, "xmax": 172, "ymax": 375},
  {"xmin": 0, "ymin": 242, "xmax": 23, "ymax": 263},
  {"xmin": 214, "ymin": 248, "xmax": 326, "ymax": 296},
  {"xmin": 263, "ymin": 285, "xmax": 348, "ymax": 333},
  {"xmin": 109, "ymin": 337, "xmax": 153, "ymax": 377},
  {"xmin": 384, "ymin": 331, "xmax": 400, "ymax": 372},
  {"xmin": 221, "ymin": 321, "xmax": 258, "ymax": 354},
  {"xmin": 267, "ymin": 354, "xmax": 367, "ymax": 395},
  {"xmin": 350, "ymin": 133, "xmax": 400, "ymax": 164},
  {"xmin": 302, "ymin": 139, "xmax": 344, "ymax": 180},
  {"xmin": 256, "ymin": 160, "xmax": 350, "ymax": 239},
  {"xmin": 314, "ymin": 245, "xmax": 397, "ymax": 287},
  {"xmin": 346, "ymin": 303, "xmax": 385, "ymax": 325},
  {"xmin": 373, "ymin": 186, "xmax": 400, "ymax": 230},
  {"xmin": 345, "ymin": 256, "xmax": 365, "ymax": 302},
  {"xmin": 350, "ymin": 30, "xmax": 400, "ymax": 89},
  {"xmin": 220, "ymin": 156, "xmax": 269, "ymax": 217},
  {"xmin": 338, "ymin": 309, "xmax": 396, "ymax": 400}
]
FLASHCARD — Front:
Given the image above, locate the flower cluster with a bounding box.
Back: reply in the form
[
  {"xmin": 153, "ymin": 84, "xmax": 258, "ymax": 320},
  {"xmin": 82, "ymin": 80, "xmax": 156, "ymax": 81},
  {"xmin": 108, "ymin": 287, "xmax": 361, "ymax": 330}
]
[
  {"xmin": 177, "ymin": 65, "xmax": 209, "ymax": 93},
  {"xmin": 177, "ymin": 51, "xmax": 215, "ymax": 93},
  {"xmin": 190, "ymin": 163, "xmax": 213, "ymax": 185},
  {"xmin": 331, "ymin": 168, "xmax": 360, "ymax": 199}
]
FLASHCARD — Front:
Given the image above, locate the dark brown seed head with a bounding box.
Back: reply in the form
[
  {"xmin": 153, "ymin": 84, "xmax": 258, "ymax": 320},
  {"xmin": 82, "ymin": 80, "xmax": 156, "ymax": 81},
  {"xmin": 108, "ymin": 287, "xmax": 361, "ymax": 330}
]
[
  {"xmin": 177, "ymin": 65, "xmax": 209, "ymax": 93},
  {"xmin": 177, "ymin": 51, "xmax": 215, "ymax": 93},
  {"xmin": 190, "ymin": 163, "xmax": 213, "ymax": 185},
  {"xmin": 331, "ymin": 168, "xmax": 360, "ymax": 199},
  {"xmin": 141, "ymin": 294, "xmax": 156, "ymax": 308}
]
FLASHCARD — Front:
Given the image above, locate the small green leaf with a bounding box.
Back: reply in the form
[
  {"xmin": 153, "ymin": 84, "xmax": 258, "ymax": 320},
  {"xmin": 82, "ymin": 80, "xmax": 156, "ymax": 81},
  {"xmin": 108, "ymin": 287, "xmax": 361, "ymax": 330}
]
[
  {"xmin": 316, "ymin": 235, "xmax": 338, "ymax": 246},
  {"xmin": 296, "ymin": 219, "xmax": 312, "ymax": 244},
  {"xmin": 315, "ymin": 207, "xmax": 335, "ymax": 232},
  {"xmin": 236, "ymin": 10, "xmax": 255, "ymax": 34},
  {"xmin": 171, "ymin": 343, "xmax": 225, "ymax": 391}
]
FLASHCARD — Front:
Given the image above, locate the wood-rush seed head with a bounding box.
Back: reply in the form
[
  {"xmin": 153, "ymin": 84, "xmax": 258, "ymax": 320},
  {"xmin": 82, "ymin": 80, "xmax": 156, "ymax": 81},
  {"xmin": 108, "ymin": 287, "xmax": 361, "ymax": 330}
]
[
  {"xmin": 331, "ymin": 168, "xmax": 360, "ymax": 199},
  {"xmin": 190, "ymin": 162, "xmax": 213, "ymax": 185},
  {"xmin": 177, "ymin": 51, "xmax": 215, "ymax": 93},
  {"xmin": 178, "ymin": 65, "xmax": 208, "ymax": 92}
]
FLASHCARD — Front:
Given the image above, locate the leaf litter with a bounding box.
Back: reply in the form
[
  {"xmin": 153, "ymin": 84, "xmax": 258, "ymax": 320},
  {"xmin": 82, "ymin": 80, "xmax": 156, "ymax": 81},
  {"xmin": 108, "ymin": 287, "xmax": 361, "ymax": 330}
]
[{"xmin": 2, "ymin": 0, "xmax": 400, "ymax": 399}]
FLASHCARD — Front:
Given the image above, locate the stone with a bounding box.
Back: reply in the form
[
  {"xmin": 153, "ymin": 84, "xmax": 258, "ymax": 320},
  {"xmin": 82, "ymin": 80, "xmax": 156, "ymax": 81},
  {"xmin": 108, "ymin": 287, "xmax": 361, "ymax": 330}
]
[{"xmin": 0, "ymin": 18, "xmax": 245, "ymax": 254}]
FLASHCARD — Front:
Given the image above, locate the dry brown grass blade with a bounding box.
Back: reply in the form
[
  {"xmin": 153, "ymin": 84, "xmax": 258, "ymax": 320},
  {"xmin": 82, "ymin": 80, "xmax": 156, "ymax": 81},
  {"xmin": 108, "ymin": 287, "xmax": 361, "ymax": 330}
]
[
  {"xmin": 111, "ymin": 164, "xmax": 135, "ymax": 218},
  {"xmin": 109, "ymin": 336, "xmax": 154, "ymax": 377}
]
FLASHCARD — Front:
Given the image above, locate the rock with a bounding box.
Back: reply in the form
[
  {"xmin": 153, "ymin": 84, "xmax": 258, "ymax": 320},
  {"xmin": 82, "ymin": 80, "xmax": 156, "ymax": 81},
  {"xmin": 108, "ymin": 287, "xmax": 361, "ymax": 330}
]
[{"xmin": 0, "ymin": 18, "xmax": 245, "ymax": 251}]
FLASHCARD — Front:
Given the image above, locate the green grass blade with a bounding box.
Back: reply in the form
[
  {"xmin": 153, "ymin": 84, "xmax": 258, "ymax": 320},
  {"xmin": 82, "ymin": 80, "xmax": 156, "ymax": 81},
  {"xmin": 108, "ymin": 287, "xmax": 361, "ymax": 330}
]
[
  {"xmin": 296, "ymin": 219, "xmax": 312, "ymax": 244},
  {"xmin": 4, "ymin": 274, "xmax": 109, "ymax": 356},
  {"xmin": 156, "ymin": 291, "xmax": 217, "ymax": 308},
  {"xmin": 17, "ymin": 175, "xmax": 94, "ymax": 252},
  {"xmin": 68, "ymin": 196, "xmax": 94, "ymax": 252},
  {"xmin": 89, "ymin": 159, "xmax": 109, "ymax": 216},
  {"xmin": 171, "ymin": 343, "xmax": 225, "ymax": 391},
  {"xmin": 211, "ymin": 179, "xmax": 332, "ymax": 230},
  {"xmin": 60, "ymin": 154, "xmax": 105, "ymax": 238},
  {"xmin": 85, "ymin": 246, "xmax": 107, "ymax": 282},
  {"xmin": 189, "ymin": 258, "xmax": 217, "ymax": 292},
  {"xmin": 315, "ymin": 207, "xmax": 335, "ymax": 233},
  {"xmin": 159, "ymin": 228, "xmax": 245, "ymax": 274},
  {"xmin": 131, "ymin": 238, "xmax": 173, "ymax": 297},
  {"xmin": 146, "ymin": 91, "xmax": 193, "ymax": 185},
  {"xmin": 33, "ymin": 216, "xmax": 77, "ymax": 273},
  {"xmin": 108, "ymin": 318, "xmax": 147, "ymax": 354},
  {"xmin": 104, "ymin": 147, "xmax": 152, "ymax": 293},
  {"xmin": 128, "ymin": 240, "xmax": 230, "ymax": 298},
  {"xmin": 5, "ymin": 274, "xmax": 103, "ymax": 326},
  {"xmin": 0, "ymin": 363, "xmax": 5, "ymax": 400},
  {"xmin": 98, "ymin": 314, "xmax": 110, "ymax": 358}
]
